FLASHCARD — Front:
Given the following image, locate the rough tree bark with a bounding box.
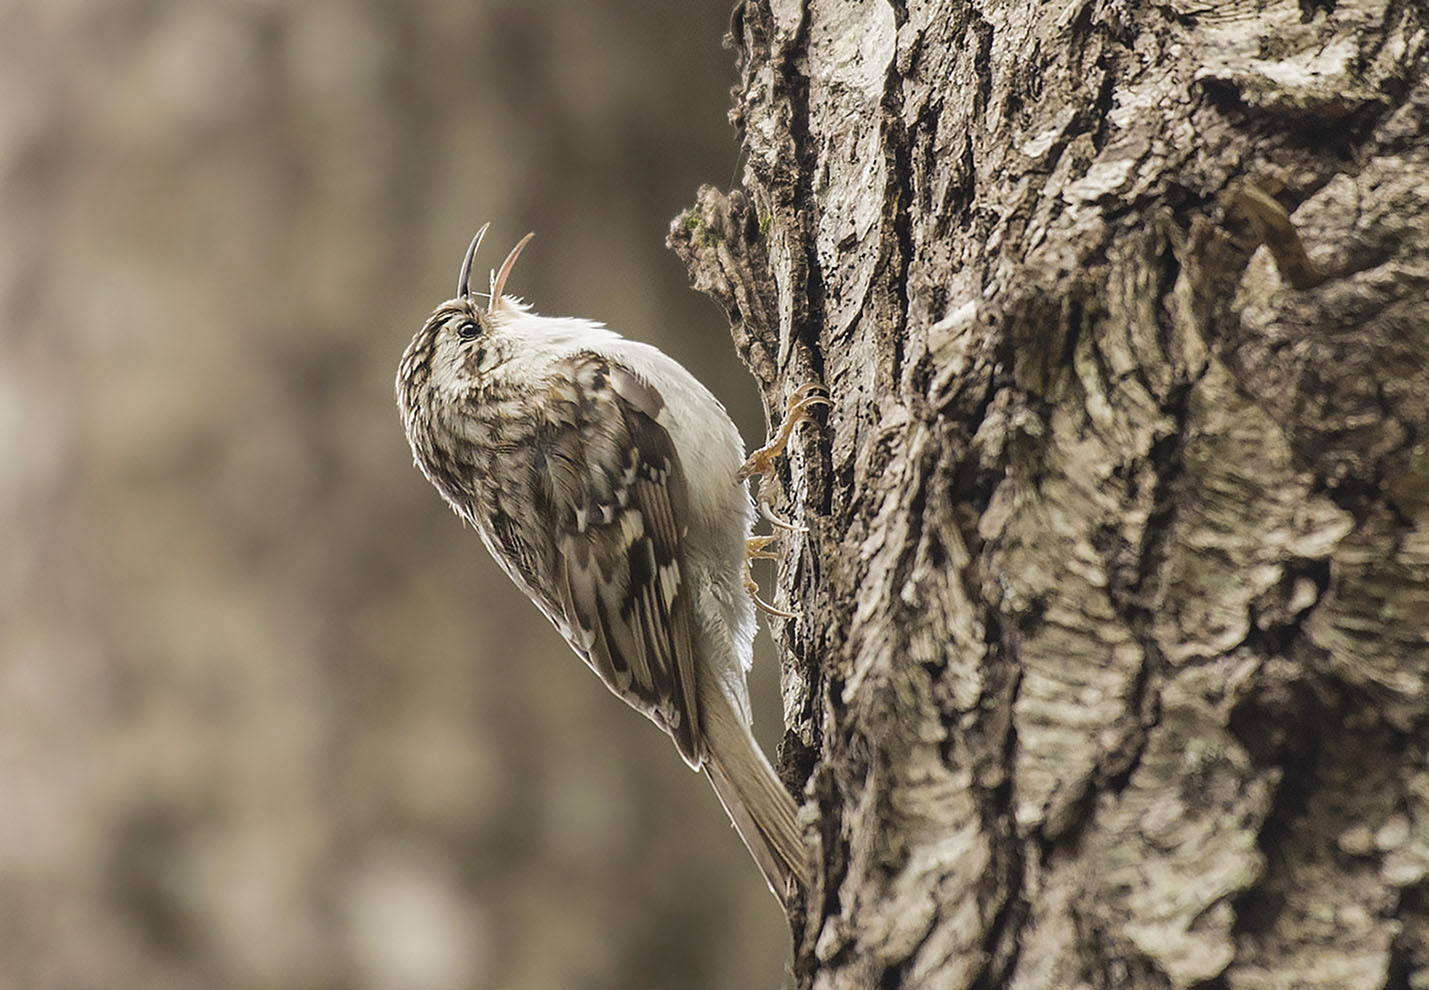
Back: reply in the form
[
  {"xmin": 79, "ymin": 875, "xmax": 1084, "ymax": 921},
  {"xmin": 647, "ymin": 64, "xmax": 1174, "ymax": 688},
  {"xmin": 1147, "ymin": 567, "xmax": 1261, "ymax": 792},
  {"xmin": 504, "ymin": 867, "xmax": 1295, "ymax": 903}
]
[{"xmin": 670, "ymin": 1, "xmax": 1429, "ymax": 987}]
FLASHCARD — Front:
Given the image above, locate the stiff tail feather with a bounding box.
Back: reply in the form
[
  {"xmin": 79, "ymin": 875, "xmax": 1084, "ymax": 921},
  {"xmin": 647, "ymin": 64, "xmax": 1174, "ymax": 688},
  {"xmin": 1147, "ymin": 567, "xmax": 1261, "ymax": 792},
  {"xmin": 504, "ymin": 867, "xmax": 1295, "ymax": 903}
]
[{"xmin": 699, "ymin": 680, "xmax": 810, "ymax": 898}]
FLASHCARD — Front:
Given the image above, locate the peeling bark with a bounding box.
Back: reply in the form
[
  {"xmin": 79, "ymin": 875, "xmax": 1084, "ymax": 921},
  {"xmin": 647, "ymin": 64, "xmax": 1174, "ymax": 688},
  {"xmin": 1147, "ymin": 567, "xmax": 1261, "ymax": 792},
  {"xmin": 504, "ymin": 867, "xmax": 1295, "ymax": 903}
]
[{"xmin": 671, "ymin": 1, "xmax": 1429, "ymax": 987}]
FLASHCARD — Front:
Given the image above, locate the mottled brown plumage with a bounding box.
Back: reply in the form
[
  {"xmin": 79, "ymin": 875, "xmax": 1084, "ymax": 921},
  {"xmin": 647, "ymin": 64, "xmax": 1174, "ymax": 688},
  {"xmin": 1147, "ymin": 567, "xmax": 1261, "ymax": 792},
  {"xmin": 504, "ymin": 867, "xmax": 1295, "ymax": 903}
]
[{"xmin": 396, "ymin": 228, "xmax": 809, "ymax": 897}]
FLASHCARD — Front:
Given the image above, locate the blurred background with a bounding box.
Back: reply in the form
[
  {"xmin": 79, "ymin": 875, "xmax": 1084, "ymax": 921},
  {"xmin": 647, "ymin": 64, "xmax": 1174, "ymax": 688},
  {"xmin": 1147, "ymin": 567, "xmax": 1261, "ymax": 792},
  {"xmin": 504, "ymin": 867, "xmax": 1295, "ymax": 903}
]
[{"xmin": 0, "ymin": 2, "xmax": 795, "ymax": 988}]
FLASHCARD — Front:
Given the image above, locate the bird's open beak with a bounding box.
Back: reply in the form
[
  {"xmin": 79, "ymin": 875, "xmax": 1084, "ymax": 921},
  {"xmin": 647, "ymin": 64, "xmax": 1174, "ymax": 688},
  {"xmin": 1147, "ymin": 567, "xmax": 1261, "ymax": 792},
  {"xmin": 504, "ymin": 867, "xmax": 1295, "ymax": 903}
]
[
  {"xmin": 490, "ymin": 233, "xmax": 535, "ymax": 309},
  {"xmin": 457, "ymin": 222, "xmax": 491, "ymax": 300}
]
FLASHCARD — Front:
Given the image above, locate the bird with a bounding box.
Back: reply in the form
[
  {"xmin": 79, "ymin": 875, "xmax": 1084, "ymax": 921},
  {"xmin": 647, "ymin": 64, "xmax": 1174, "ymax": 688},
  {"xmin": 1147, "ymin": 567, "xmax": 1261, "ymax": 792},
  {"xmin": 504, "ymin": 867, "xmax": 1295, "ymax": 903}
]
[{"xmin": 395, "ymin": 224, "xmax": 822, "ymax": 897}]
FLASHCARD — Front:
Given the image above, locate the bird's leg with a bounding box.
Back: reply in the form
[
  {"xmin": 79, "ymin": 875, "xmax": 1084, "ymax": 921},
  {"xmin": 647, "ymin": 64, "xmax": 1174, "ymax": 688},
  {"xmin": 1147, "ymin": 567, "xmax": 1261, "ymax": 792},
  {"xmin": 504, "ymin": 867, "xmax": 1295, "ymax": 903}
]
[
  {"xmin": 739, "ymin": 383, "xmax": 831, "ymax": 531},
  {"xmin": 744, "ymin": 536, "xmax": 797, "ymax": 619},
  {"xmin": 739, "ymin": 385, "xmax": 830, "ymax": 618},
  {"xmin": 746, "ymin": 534, "xmax": 782, "ymax": 562},
  {"xmin": 738, "ymin": 383, "xmax": 831, "ymax": 482}
]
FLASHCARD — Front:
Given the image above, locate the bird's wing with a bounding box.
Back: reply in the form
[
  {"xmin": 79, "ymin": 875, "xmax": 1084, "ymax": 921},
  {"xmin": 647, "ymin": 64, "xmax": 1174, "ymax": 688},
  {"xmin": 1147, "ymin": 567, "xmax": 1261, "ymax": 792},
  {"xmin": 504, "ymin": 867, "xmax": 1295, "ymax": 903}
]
[{"xmin": 526, "ymin": 351, "xmax": 703, "ymax": 767}]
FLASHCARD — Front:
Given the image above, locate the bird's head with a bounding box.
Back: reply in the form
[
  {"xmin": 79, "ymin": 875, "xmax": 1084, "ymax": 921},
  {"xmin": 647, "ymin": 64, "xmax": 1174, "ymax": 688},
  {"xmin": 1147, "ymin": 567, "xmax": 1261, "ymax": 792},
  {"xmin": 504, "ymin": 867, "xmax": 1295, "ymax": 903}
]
[{"xmin": 396, "ymin": 224, "xmax": 533, "ymax": 422}]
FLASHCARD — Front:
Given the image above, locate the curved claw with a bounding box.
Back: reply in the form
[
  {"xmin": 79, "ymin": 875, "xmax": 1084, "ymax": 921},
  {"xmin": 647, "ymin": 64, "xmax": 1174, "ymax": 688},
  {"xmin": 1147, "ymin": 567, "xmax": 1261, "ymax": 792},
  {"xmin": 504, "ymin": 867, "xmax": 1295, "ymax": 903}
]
[
  {"xmin": 760, "ymin": 498, "xmax": 807, "ymax": 532},
  {"xmin": 743, "ymin": 538, "xmax": 799, "ymax": 619},
  {"xmin": 789, "ymin": 382, "xmax": 831, "ymax": 406},
  {"xmin": 751, "ymin": 587, "xmax": 798, "ymax": 619},
  {"xmin": 738, "ymin": 382, "xmax": 831, "ymax": 482}
]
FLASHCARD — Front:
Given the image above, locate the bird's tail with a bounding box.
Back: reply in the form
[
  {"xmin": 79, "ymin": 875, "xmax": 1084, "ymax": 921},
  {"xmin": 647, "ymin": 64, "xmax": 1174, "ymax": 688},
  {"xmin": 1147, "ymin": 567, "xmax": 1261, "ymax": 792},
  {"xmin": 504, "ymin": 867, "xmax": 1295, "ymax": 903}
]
[{"xmin": 699, "ymin": 679, "xmax": 810, "ymax": 899}]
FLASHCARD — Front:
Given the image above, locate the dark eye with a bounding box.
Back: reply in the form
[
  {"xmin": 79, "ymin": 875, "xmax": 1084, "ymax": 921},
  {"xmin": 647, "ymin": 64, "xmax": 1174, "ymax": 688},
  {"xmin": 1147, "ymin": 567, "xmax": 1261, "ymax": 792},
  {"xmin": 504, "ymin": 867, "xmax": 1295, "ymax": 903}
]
[{"xmin": 456, "ymin": 320, "xmax": 479, "ymax": 340}]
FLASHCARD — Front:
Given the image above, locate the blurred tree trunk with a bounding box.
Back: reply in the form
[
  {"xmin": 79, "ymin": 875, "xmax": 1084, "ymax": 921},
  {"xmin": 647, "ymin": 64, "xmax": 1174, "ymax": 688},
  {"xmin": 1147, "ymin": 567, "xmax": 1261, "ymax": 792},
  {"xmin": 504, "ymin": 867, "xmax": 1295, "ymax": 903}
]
[{"xmin": 672, "ymin": 1, "xmax": 1429, "ymax": 987}]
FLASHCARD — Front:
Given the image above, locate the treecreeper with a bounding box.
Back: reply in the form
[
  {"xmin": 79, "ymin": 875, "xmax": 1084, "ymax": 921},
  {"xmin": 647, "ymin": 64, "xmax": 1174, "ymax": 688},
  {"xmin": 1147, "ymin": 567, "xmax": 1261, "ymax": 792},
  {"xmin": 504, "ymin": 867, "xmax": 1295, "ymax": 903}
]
[{"xmin": 395, "ymin": 225, "xmax": 827, "ymax": 899}]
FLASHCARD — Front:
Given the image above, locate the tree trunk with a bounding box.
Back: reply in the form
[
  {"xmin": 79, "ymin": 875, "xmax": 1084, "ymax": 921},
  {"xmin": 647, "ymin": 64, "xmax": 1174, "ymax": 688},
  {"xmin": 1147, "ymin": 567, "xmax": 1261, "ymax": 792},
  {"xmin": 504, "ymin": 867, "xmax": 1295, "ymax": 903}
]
[{"xmin": 670, "ymin": 1, "xmax": 1429, "ymax": 986}]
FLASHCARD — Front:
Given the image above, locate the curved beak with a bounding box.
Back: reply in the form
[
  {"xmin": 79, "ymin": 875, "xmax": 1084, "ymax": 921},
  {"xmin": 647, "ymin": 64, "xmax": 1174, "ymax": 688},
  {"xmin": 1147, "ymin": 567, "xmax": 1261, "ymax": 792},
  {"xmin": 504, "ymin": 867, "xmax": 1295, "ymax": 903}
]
[
  {"xmin": 490, "ymin": 233, "xmax": 535, "ymax": 309},
  {"xmin": 457, "ymin": 223, "xmax": 491, "ymax": 300}
]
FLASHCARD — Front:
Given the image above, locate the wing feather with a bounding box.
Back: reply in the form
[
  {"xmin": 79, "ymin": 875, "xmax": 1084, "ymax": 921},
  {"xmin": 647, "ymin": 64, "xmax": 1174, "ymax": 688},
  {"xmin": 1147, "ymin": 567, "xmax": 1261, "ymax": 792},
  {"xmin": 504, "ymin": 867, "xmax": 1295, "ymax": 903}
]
[{"xmin": 532, "ymin": 352, "xmax": 702, "ymax": 766}]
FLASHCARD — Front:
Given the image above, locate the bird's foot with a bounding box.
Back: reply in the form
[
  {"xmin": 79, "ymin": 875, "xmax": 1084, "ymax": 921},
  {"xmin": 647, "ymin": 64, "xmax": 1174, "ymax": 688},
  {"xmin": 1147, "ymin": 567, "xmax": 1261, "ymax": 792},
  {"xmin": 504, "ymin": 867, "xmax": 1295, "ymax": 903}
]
[
  {"xmin": 738, "ymin": 383, "xmax": 831, "ymax": 482},
  {"xmin": 744, "ymin": 535, "xmax": 797, "ymax": 619},
  {"xmin": 739, "ymin": 383, "xmax": 830, "ymax": 531}
]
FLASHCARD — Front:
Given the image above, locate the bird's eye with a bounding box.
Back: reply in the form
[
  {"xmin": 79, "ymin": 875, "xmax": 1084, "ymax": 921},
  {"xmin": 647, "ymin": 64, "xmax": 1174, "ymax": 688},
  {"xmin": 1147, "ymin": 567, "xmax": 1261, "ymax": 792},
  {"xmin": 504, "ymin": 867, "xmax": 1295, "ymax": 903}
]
[{"xmin": 456, "ymin": 320, "xmax": 479, "ymax": 340}]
